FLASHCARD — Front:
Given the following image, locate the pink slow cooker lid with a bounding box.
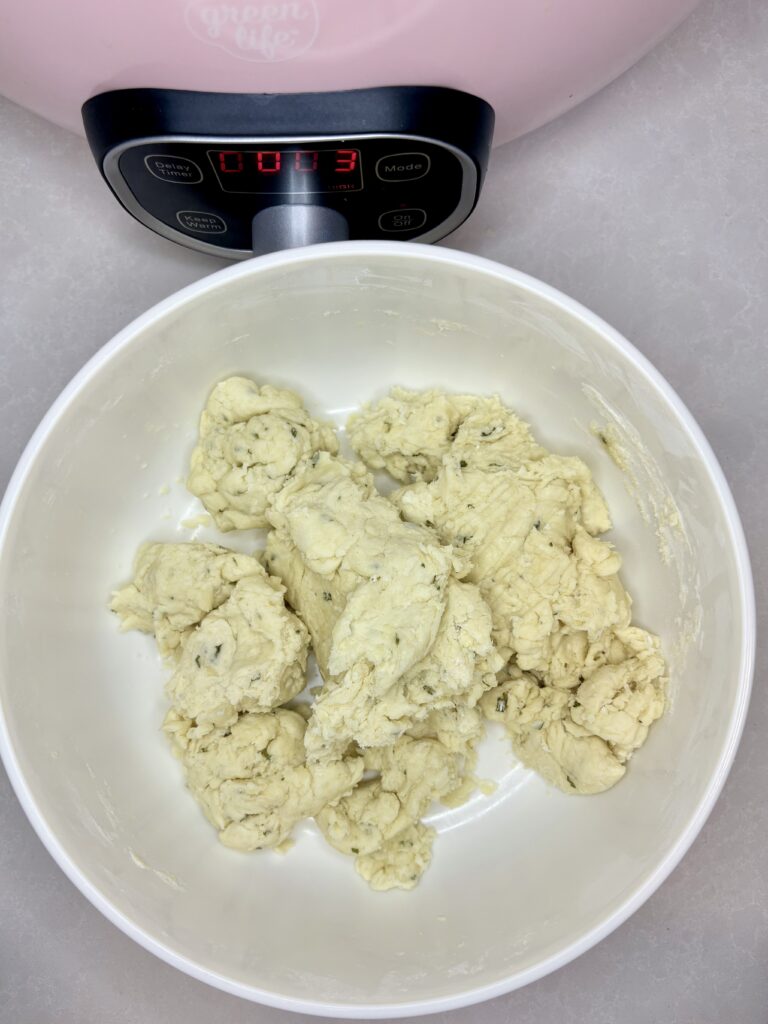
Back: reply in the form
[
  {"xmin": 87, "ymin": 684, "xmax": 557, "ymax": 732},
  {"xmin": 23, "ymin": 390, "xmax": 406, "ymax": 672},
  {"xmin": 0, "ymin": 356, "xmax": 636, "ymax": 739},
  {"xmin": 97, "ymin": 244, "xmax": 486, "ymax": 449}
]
[{"xmin": 1, "ymin": 0, "xmax": 699, "ymax": 144}]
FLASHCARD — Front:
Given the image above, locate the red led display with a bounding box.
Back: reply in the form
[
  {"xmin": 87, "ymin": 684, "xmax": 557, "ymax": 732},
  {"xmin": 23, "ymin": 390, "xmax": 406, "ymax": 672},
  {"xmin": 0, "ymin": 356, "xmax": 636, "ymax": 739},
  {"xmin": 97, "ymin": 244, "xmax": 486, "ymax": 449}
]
[
  {"xmin": 208, "ymin": 148, "xmax": 362, "ymax": 194},
  {"xmin": 217, "ymin": 150, "xmax": 243, "ymax": 173},
  {"xmin": 295, "ymin": 150, "xmax": 319, "ymax": 172},
  {"xmin": 256, "ymin": 151, "xmax": 281, "ymax": 173},
  {"xmin": 334, "ymin": 150, "xmax": 358, "ymax": 173}
]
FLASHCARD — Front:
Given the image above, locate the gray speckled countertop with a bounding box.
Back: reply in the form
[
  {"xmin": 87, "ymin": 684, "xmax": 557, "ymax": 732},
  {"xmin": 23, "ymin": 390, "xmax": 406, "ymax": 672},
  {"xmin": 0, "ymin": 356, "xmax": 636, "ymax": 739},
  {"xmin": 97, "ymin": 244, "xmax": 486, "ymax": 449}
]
[{"xmin": 1, "ymin": 1, "xmax": 766, "ymax": 1021}]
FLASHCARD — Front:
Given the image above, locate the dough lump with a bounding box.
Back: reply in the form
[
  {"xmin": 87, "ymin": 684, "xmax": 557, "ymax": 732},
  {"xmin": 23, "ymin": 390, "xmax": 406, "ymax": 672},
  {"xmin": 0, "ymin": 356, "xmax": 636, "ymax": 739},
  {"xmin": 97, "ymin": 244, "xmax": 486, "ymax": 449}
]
[
  {"xmin": 395, "ymin": 455, "xmax": 625, "ymax": 675},
  {"xmin": 110, "ymin": 542, "xmax": 263, "ymax": 658},
  {"xmin": 265, "ymin": 452, "xmax": 502, "ymax": 760},
  {"xmin": 165, "ymin": 708, "xmax": 363, "ymax": 850},
  {"xmin": 355, "ymin": 823, "xmax": 435, "ymax": 891},
  {"xmin": 348, "ymin": 387, "xmax": 544, "ymax": 483},
  {"xmin": 117, "ymin": 545, "xmax": 357, "ymax": 855},
  {"xmin": 166, "ymin": 572, "xmax": 310, "ymax": 730},
  {"xmin": 316, "ymin": 734, "xmax": 466, "ymax": 890},
  {"xmin": 187, "ymin": 377, "xmax": 339, "ymax": 531},
  {"xmin": 352, "ymin": 388, "xmax": 667, "ymax": 795}
]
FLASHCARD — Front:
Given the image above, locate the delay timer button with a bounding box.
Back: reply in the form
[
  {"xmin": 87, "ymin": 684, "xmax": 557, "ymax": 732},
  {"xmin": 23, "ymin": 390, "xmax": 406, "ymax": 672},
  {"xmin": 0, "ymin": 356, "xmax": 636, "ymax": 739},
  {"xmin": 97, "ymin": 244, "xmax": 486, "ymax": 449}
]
[
  {"xmin": 144, "ymin": 155, "xmax": 203, "ymax": 184},
  {"xmin": 375, "ymin": 152, "xmax": 431, "ymax": 182}
]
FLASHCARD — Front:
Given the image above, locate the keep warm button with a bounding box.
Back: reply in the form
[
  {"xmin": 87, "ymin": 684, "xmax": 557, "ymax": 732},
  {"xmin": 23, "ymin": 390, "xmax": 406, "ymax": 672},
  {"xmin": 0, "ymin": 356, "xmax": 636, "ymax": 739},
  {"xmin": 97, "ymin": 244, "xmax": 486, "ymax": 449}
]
[
  {"xmin": 176, "ymin": 210, "xmax": 227, "ymax": 234},
  {"xmin": 378, "ymin": 208, "xmax": 427, "ymax": 233},
  {"xmin": 376, "ymin": 152, "xmax": 431, "ymax": 182}
]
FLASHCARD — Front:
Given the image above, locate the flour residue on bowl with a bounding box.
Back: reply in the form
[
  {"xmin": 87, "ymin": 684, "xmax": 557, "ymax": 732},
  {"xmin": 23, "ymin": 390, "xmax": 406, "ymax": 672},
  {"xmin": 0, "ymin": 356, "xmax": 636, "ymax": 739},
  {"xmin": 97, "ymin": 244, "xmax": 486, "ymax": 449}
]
[
  {"xmin": 73, "ymin": 762, "xmax": 186, "ymax": 891},
  {"xmin": 129, "ymin": 848, "xmax": 186, "ymax": 891},
  {"xmin": 584, "ymin": 384, "xmax": 702, "ymax": 680}
]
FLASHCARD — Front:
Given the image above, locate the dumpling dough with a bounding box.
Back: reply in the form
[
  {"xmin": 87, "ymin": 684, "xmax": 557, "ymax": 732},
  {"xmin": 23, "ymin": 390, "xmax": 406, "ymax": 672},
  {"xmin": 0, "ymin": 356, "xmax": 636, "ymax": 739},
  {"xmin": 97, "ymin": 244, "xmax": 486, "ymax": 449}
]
[
  {"xmin": 265, "ymin": 452, "xmax": 502, "ymax": 759},
  {"xmin": 406, "ymin": 704, "xmax": 487, "ymax": 807},
  {"xmin": 395, "ymin": 453, "xmax": 628, "ymax": 677},
  {"xmin": 568, "ymin": 626, "xmax": 667, "ymax": 756},
  {"xmin": 352, "ymin": 388, "xmax": 667, "ymax": 795},
  {"xmin": 348, "ymin": 388, "xmax": 476, "ymax": 483},
  {"xmin": 481, "ymin": 669, "xmax": 625, "ymax": 794},
  {"xmin": 166, "ymin": 572, "xmax": 310, "ymax": 730},
  {"xmin": 363, "ymin": 734, "xmax": 466, "ymax": 817},
  {"xmin": 165, "ymin": 708, "xmax": 363, "ymax": 850},
  {"xmin": 113, "ymin": 381, "xmax": 669, "ymax": 889},
  {"xmin": 316, "ymin": 734, "xmax": 465, "ymax": 890},
  {"xmin": 407, "ymin": 704, "xmax": 485, "ymax": 757},
  {"xmin": 187, "ymin": 377, "xmax": 339, "ymax": 531},
  {"xmin": 348, "ymin": 387, "xmax": 544, "ymax": 483},
  {"xmin": 354, "ymin": 824, "xmax": 435, "ymax": 892},
  {"xmin": 480, "ymin": 625, "xmax": 666, "ymax": 793},
  {"xmin": 110, "ymin": 542, "xmax": 263, "ymax": 658}
]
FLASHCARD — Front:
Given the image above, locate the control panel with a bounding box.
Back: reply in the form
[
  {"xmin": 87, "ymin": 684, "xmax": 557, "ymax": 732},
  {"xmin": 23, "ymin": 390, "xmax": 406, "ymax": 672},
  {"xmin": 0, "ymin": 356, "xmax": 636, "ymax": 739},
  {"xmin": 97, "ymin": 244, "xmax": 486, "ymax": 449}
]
[{"xmin": 82, "ymin": 87, "xmax": 494, "ymax": 258}]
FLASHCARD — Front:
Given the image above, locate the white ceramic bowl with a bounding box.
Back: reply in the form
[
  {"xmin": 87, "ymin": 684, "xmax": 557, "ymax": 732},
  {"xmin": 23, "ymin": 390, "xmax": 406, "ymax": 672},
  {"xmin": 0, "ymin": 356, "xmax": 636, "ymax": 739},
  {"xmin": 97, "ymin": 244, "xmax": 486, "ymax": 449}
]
[{"xmin": 0, "ymin": 243, "xmax": 754, "ymax": 1017}]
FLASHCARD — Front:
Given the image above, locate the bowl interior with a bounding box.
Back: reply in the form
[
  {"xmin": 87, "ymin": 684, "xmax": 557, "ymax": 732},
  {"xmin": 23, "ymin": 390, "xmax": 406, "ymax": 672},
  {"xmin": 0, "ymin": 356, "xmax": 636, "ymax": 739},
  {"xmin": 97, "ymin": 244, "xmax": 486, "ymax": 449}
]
[{"xmin": 0, "ymin": 247, "xmax": 750, "ymax": 1014}]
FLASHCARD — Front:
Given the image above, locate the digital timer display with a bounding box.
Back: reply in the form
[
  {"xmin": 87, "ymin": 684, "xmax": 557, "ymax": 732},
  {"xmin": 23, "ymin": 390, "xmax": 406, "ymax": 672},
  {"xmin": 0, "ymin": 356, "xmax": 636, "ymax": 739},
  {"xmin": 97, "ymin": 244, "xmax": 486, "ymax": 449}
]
[{"xmin": 207, "ymin": 148, "xmax": 363, "ymax": 194}]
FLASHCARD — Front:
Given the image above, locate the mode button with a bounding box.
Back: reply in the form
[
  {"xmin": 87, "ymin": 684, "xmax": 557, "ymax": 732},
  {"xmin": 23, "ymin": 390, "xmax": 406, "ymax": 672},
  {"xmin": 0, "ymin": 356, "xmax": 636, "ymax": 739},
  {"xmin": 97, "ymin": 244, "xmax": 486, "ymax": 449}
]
[{"xmin": 375, "ymin": 152, "xmax": 431, "ymax": 182}]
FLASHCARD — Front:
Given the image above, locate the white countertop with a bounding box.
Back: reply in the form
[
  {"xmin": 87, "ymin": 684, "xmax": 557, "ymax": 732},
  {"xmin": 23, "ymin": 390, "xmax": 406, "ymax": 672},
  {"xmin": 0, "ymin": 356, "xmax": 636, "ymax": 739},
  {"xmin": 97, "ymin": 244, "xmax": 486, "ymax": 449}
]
[{"xmin": 1, "ymin": 0, "xmax": 766, "ymax": 1021}]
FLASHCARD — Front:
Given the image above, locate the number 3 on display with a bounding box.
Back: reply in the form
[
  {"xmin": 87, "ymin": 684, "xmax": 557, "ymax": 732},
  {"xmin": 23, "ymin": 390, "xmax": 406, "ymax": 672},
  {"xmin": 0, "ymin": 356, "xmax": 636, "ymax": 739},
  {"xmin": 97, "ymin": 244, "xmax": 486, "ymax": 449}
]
[{"xmin": 335, "ymin": 150, "xmax": 358, "ymax": 173}]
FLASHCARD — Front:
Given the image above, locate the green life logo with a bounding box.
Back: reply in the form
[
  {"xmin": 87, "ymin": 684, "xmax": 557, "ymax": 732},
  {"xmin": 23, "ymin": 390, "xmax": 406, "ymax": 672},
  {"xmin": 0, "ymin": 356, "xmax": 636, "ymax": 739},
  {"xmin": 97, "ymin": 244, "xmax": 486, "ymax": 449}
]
[{"xmin": 185, "ymin": 1, "xmax": 320, "ymax": 62}]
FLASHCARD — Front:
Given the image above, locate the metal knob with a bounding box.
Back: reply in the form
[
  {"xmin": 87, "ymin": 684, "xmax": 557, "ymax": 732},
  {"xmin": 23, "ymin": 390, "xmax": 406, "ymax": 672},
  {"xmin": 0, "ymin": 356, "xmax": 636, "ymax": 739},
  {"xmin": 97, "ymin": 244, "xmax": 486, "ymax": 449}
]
[{"xmin": 251, "ymin": 204, "xmax": 349, "ymax": 255}]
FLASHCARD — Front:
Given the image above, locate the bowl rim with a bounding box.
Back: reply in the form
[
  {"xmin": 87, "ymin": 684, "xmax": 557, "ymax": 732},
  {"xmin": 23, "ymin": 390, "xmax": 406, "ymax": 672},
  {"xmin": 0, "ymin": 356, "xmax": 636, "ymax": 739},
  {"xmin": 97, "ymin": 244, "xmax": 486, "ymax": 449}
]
[{"xmin": 0, "ymin": 240, "xmax": 756, "ymax": 1018}]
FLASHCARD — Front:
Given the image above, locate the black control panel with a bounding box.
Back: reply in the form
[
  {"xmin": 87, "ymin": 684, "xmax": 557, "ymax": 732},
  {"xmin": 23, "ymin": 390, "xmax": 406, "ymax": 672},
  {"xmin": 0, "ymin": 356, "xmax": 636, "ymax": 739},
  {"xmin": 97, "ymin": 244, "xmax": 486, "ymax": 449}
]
[{"xmin": 82, "ymin": 87, "xmax": 494, "ymax": 258}]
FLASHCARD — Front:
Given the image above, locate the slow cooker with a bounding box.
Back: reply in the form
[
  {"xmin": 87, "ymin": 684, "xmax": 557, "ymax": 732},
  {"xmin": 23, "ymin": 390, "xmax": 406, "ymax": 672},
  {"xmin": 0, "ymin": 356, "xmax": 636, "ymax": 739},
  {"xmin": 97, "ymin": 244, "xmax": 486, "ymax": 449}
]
[{"xmin": 0, "ymin": 0, "xmax": 700, "ymax": 256}]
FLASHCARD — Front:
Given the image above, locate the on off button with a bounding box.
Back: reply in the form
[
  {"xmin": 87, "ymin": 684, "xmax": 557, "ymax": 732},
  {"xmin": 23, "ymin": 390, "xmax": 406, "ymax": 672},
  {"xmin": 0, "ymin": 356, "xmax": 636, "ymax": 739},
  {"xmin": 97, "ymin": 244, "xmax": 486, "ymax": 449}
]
[
  {"xmin": 375, "ymin": 152, "xmax": 431, "ymax": 182},
  {"xmin": 378, "ymin": 208, "xmax": 427, "ymax": 233}
]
